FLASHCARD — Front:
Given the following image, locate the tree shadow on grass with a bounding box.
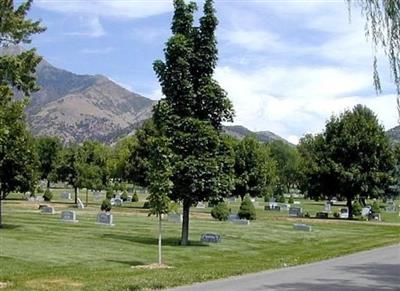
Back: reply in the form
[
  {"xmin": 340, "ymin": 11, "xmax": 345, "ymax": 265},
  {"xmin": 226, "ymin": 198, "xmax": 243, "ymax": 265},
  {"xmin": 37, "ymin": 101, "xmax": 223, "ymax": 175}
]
[
  {"xmin": 0, "ymin": 224, "xmax": 21, "ymax": 230},
  {"xmin": 105, "ymin": 259, "xmax": 145, "ymax": 267},
  {"xmin": 100, "ymin": 233, "xmax": 208, "ymax": 247}
]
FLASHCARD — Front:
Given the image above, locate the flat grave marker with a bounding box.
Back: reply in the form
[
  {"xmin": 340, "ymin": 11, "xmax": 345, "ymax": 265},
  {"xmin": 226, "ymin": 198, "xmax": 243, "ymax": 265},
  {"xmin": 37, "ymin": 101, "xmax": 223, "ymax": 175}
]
[
  {"xmin": 289, "ymin": 207, "xmax": 303, "ymax": 217},
  {"xmin": 201, "ymin": 233, "xmax": 221, "ymax": 243},
  {"xmin": 41, "ymin": 206, "xmax": 55, "ymax": 214},
  {"xmin": 293, "ymin": 223, "xmax": 312, "ymax": 232}
]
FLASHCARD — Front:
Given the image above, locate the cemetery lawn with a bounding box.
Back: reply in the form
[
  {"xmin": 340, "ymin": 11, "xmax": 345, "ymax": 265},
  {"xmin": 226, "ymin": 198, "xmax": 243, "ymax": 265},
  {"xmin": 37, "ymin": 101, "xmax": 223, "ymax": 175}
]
[{"xmin": 1, "ymin": 197, "xmax": 399, "ymax": 290}]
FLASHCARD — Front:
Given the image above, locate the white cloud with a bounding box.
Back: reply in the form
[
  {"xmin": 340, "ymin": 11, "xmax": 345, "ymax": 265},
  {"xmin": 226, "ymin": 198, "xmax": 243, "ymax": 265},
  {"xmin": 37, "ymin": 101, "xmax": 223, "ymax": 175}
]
[
  {"xmin": 35, "ymin": 0, "xmax": 172, "ymax": 19},
  {"xmin": 216, "ymin": 65, "xmax": 397, "ymax": 143},
  {"xmin": 66, "ymin": 16, "xmax": 105, "ymax": 38},
  {"xmin": 222, "ymin": 28, "xmax": 282, "ymax": 52}
]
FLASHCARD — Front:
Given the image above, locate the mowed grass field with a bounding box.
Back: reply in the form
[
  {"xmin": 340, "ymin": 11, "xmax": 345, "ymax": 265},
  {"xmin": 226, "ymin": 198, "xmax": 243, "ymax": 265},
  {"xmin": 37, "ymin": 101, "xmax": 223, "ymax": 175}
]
[{"xmin": 1, "ymin": 190, "xmax": 399, "ymax": 290}]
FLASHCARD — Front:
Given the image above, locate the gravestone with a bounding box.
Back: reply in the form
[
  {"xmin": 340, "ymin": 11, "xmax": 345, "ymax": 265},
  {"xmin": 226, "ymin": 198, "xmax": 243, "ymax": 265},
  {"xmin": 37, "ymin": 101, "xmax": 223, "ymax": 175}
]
[
  {"xmin": 96, "ymin": 212, "xmax": 114, "ymax": 226},
  {"xmin": 293, "ymin": 223, "xmax": 312, "ymax": 232},
  {"xmin": 228, "ymin": 214, "xmax": 240, "ymax": 221},
  {"xmin": 289, "ymin": 207, "xmax": 303, "ymax": 217},
  {"xmin": 227, "ymin": 197, "xmax": 237, "ymax": 203},
  {"xmin": 280, "ymin": 204, "xmax": 290, "ymax": 211},
  {"xmin": 196, "ymin": 202, "xmax": 206, "ymax": 208},
  {"xmin": 386, "ymin": 202, "xmax": 396, "ymax": 213},
  {"xmin": 293, "ymin": 201, "xmax": 301, "ymax": 205},
  {"xmin": 61, "ymin": 210, "xmax": 78, "ymax": 223},
  {"xmin": 28, "ymin": 196, "xmax": 35, "ymax": 202},
  {"xmin": 41, "ymin": 206, "xmax": 55, "ymax": 214},
  {"xmin": 77, "ymin": 198, "xmax": 85, "ymax": 209},
  {"xmin": 127, "ymin": 196, "xmax": 132, "ymax": 202},
  {"xmin": 93, "ymin": 192, "xmax": 102, "ymax": 200},
  {"xmin": 61, "ymin": 192, "xmax": 72, "ymax": 200},
  {"xmin": 339, "ymin": 208, "xmax": 349, "ymax": 219},
  {"xmin": 369, "ymin": 213, "xmax": 381, "ymax": 221},
  {"xmin": 324, "ymin": 201, "xmax": 331, "ymax": 212},
  {"xmin": 250, "ymin": 198, "xmax": 256, "ymax": 203},
  {"xmin": 168, "ymin": 213, "xmax": 183, "ymax": 223},
  {"xmin": 316, "ymin": 212, "xmax": 328, "ymax": 219},
  {"xmin": 361, "ymin": 207, "xmax": 371, "ymax": 217},
  {"xmin": 114, "ymin": 198, "xmax": 123, "ymax": 207},
  {"xmin": 201, "ymin": 233, "xmax": 221, "ymax": 243},
  {"xmin": 36, "ymin": 196, "xmax": 44, "ymax": 202},
  {"xmin": 269, "ymin": 197, "xmax": 276, "ymax": 203},
  {"xmin": 232, "ymin": 219, "xmax": 250, "ymax": 225}
]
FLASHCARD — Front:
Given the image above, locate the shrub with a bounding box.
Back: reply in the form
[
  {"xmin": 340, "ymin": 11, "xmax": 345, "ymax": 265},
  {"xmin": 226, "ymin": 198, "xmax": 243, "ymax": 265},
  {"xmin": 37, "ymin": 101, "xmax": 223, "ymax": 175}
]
[
  {"xmin": 371, "ymin": 201, "xmax": 380, "ymax": 214},
  {"xmin": 278, "ymin": 195, "xmax": 286, "ymax": 203},
  {"xmin": 106, "ymin": 187, "xmax": 114, "ymax": 200},
  {"xmin": 43, "ymin": 189, "xmax": 53, "ymax": 201},
  {"xmin": 288, "ymin": 196, "xmax": 294, "ymax": 204},
  {"xmin": 37, "ymin": 187, "xmax": 44, "ymax": 194},
  {"xmin": 143, "ymin": 201, "xmax": 150, "ymax": 209},
  {"xmin": 132, "ymin": 191, "xmax": 139, "ymax": 202},
  {"xmin": 352, "ymin": 200, "xmax": 362, "ymax": 216},
  {"xmin": 101, "ymin": 199, "xmax": 112, "ymax": 212},
  {"xmin": 333, "ymin": 212, "xmax": 340, "ymax": 218},
  {"xmin": 238, "ymin": 196, "xmax": 256, "ymax": 220},
  {"xmin": 121, "ymin": 190, "xmax": 128, "ymax": 202},
  {"xmin": 263, "ymin": 195, "xmax": 270, "ymax": 202},
  {"xmin": 211, "ymin": 202, "xmax": 230, "ymax": 221},
  {"xmin": 208, "ymin": 198, "xmax": 222, "ymax": 208},
  {"xmin": 304, "ymin": 212, "xmax": 310, "ymax": 218}
]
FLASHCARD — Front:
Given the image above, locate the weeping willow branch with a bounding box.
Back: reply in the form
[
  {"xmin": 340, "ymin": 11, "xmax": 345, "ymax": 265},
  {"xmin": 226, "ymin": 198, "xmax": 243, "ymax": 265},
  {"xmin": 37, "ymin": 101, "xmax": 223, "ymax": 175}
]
[{"xmin": 348, "ymin": 0, "xmax": 400, "ymax": 122}]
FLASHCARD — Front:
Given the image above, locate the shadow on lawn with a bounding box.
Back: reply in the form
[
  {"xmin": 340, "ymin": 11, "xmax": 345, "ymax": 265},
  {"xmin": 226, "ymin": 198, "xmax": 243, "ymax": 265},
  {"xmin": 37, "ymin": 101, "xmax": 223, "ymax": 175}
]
[
  {"xmin": 105, "ymin": 259, "xmax": 145, "ymax": 266},
  {"xmin": 100, "ymin": 233, "xmax": 208, "ymax": 247},
  {"xmin": 0, "ymin": 224, "xmax": 21, "ymax": 230}
]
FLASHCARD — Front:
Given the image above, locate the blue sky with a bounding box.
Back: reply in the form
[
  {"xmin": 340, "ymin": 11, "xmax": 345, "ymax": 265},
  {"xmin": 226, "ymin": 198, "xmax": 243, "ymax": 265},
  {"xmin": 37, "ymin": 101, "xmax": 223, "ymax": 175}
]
[{"xmin": 25, "ymin": 0, "xmax": 396, "ymax": 143}]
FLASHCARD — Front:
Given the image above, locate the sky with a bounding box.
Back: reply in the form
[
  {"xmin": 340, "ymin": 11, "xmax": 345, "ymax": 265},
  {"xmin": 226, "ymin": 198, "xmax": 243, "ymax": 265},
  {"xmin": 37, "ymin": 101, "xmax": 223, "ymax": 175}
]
[{"xmin": 23, "ymin": 0, "xmax": 396, "ymax": 144}]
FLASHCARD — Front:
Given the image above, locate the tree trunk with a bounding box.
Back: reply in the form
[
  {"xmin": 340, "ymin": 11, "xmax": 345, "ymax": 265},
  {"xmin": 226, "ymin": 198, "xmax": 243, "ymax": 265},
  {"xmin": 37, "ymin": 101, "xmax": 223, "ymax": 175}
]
[
  {"xmin": 181, "ymin": 199, "xmax": 191, "ymax": 246},
  {"xmin": 47, "ymin": 179, "xmax": 50, "ymax": 189},
  {"xmin": 158, "ymin": 215, "xmax": 162, "ymax": 265},
  {"xmin": 0, "ymin": 191, "xmax": 3, "ymax": 228},
  {"xmin": 74, "ymin": 186, "xmax": 78, "ymax": 205},
  {"xmin": 347, "ymin": 198, "xmax": 353, "ymax": 220},
  {"xmin": 86, "ymin": 189, "xmax": 89, "ymax": 207}
]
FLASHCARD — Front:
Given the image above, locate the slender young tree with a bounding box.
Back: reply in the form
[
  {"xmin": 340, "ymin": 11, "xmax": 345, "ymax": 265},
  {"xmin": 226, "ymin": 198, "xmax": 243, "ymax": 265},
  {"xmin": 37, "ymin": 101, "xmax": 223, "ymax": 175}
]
[
  {"xmin": 152, "ymin": 0, "xmax": 234, "ymax": 245},
  {"xmin": 35, "ymin": 136, "xmax": 62, "ymax": 189},
  {"xmin": 147, "ymin": 136, "xmax": 172, "ymax": 265}
]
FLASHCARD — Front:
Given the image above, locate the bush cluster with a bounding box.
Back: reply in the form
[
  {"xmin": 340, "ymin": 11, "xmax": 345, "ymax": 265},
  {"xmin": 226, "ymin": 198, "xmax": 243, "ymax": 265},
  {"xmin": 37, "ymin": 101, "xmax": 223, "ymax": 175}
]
[
  {"xmin": 43, "ymin": 189, "xmax": 53, "ymax": 201},
  {"xmin": 132, "ymin": 192, "xmax": 139, "ymax": 202},
  {"xmin": 211, "ymin": 202, "xmax": 230, "ymax": 221},
  {"xmin": 121, "ymin": 190, "xmax": 128, "ymax": 202},
  {"xmin": 101, "ymin": 199, "xmax": 112, "ymax": 212},
  {"xmin": 238, "ymin": 196, "xmax": 256, "ymax": 220}
]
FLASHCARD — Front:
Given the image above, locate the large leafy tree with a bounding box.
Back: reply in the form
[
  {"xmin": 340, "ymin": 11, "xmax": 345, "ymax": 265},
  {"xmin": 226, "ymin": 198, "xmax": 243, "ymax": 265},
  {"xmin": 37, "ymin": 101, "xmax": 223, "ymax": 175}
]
[
  {"xmin": 35, "ymin": 136, "xmax": 62, "ymax": 188},
  {"xmin": 299, "ymin": 105, "xmax": 394, "ymax": 218},
  {"xmin": 152, "ymin": 0, "xmax": 234, "ymax": 245},
  {"xmin": 269, "ymin": 140, "xmax": 301, "ymax": 193},
  {"xmin": 0, "ymin": 0, "xmax": 45, "ymax": 227},
  {"xmin": 233, "ymin": 136, "xmax": 277, "ymax": 200}
]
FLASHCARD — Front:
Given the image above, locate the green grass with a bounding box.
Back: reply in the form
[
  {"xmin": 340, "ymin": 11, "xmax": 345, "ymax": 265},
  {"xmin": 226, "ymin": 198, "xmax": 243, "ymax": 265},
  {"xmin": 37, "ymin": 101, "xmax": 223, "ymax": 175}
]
[{"xmin": 0, "ymin": 194, "xmax": 399, "ymax": 290}]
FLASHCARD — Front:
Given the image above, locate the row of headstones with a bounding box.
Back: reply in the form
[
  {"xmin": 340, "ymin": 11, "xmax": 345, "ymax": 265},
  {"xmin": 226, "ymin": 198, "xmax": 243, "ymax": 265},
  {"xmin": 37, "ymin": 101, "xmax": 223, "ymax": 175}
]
[{"xmin": 40, "ymin": 205, "xmax": 114, "ymax": 226}]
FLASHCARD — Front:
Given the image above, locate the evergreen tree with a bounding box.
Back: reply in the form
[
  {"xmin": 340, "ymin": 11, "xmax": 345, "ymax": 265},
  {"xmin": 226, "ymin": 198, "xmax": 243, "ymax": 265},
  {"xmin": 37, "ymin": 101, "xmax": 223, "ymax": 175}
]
[{"xmin": 152, "ymin": 0, "xmax": 234, "ymax": 245}]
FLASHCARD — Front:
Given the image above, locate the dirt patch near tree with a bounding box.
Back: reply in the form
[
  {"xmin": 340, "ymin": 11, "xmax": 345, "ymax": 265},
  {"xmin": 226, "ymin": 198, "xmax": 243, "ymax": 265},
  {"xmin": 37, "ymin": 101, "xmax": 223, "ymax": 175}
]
[
  {"xmin": 25, "ymin": 278, "xmax": 84, "ymax": 290},
  {"xmin": 0, "ymin": 282, "xmax": 9, "ymax": 289}
]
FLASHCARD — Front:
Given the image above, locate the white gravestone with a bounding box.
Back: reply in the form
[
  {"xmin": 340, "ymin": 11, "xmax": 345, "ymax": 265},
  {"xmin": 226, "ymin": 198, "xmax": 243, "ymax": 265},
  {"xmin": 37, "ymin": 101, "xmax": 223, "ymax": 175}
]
[
  {"xmin": 96, "ymin": 212, "xmax": 114, "ymax": 226},
  {"xmin": 41, "ymin": 206, "xmax": 55, "ymax": 214},
  {"xmin": 324, "ymin": 201, "xmax": 332, "ymax": 212},
  {"xmin": 340, "ymin": 208, "xmax": 349, "ymax": 219},
  {"xmin": 61, "ymin": 192, "xmax": 72, "ymax": 200},
  {"xmin": 232, "ymin": 219, "xmax": 250, "ymax": 225},
  {"xmin": 77, "ymin": 198, "xmax": 85, "ymax": 209},
  {"xmin": 293, "ymin": 223, "xmax": 312, "ymax": 232},
  {"xmin": 196, "ymin": 202, "xmax": 206, "ymax": 208},
  {"xmin": 361, "ymin": 207, "xmax": 371, "ymax": 217},
  {"xmin": 168, "ymin": 213, "xmax": 183, "ymax": 223},
  {"xmin": 114, "ymin": 198, "xmax": 123, "ymax": 207},
  {"xmin": 61, "ymin": 210, "xmax": 78, "ymax": 223}
]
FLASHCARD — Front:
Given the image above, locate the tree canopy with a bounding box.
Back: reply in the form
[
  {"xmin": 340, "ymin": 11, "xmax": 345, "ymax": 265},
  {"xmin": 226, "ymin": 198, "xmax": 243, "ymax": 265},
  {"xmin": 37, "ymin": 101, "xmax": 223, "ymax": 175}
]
[{"xmin": 298, "ymin": 105, "xmax": 395, "ymax": 218}]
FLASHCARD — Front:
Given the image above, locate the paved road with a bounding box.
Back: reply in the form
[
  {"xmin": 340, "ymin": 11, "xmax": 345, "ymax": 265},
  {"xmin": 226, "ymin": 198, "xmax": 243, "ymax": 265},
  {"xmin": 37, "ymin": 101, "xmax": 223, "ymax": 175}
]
[{"xmin": 167, "ymin": 244, "xmax": 400, "ymax": 291}]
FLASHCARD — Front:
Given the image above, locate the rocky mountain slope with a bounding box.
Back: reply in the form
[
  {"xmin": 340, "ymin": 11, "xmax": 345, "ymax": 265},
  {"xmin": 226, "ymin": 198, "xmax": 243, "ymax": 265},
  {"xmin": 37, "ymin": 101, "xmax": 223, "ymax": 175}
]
[
  {"xmin": 223, "ymin": 125, "xmax": 292, "ymax": 145},
  {"xmin": 26, "ymin": 59, "xmax": 154, "ymax": 144},
  {"xmin": 387, "ymin": 125, "xmax": 400, "ymax": 143}
]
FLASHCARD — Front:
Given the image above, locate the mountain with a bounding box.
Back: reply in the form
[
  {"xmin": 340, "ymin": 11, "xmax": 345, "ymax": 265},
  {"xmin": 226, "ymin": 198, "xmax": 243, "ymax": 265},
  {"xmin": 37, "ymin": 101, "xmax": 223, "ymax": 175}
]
[
  {"xmin": 223, "ymin": 125, "xmax": 292, "ymax": 145},
  {"xmin": 25, "ymin": 59, "xmax": 154, "ymax": 144},
  {"xmin": 387, "ymin": 125, "xmax": 400, "ymax": 143}
]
